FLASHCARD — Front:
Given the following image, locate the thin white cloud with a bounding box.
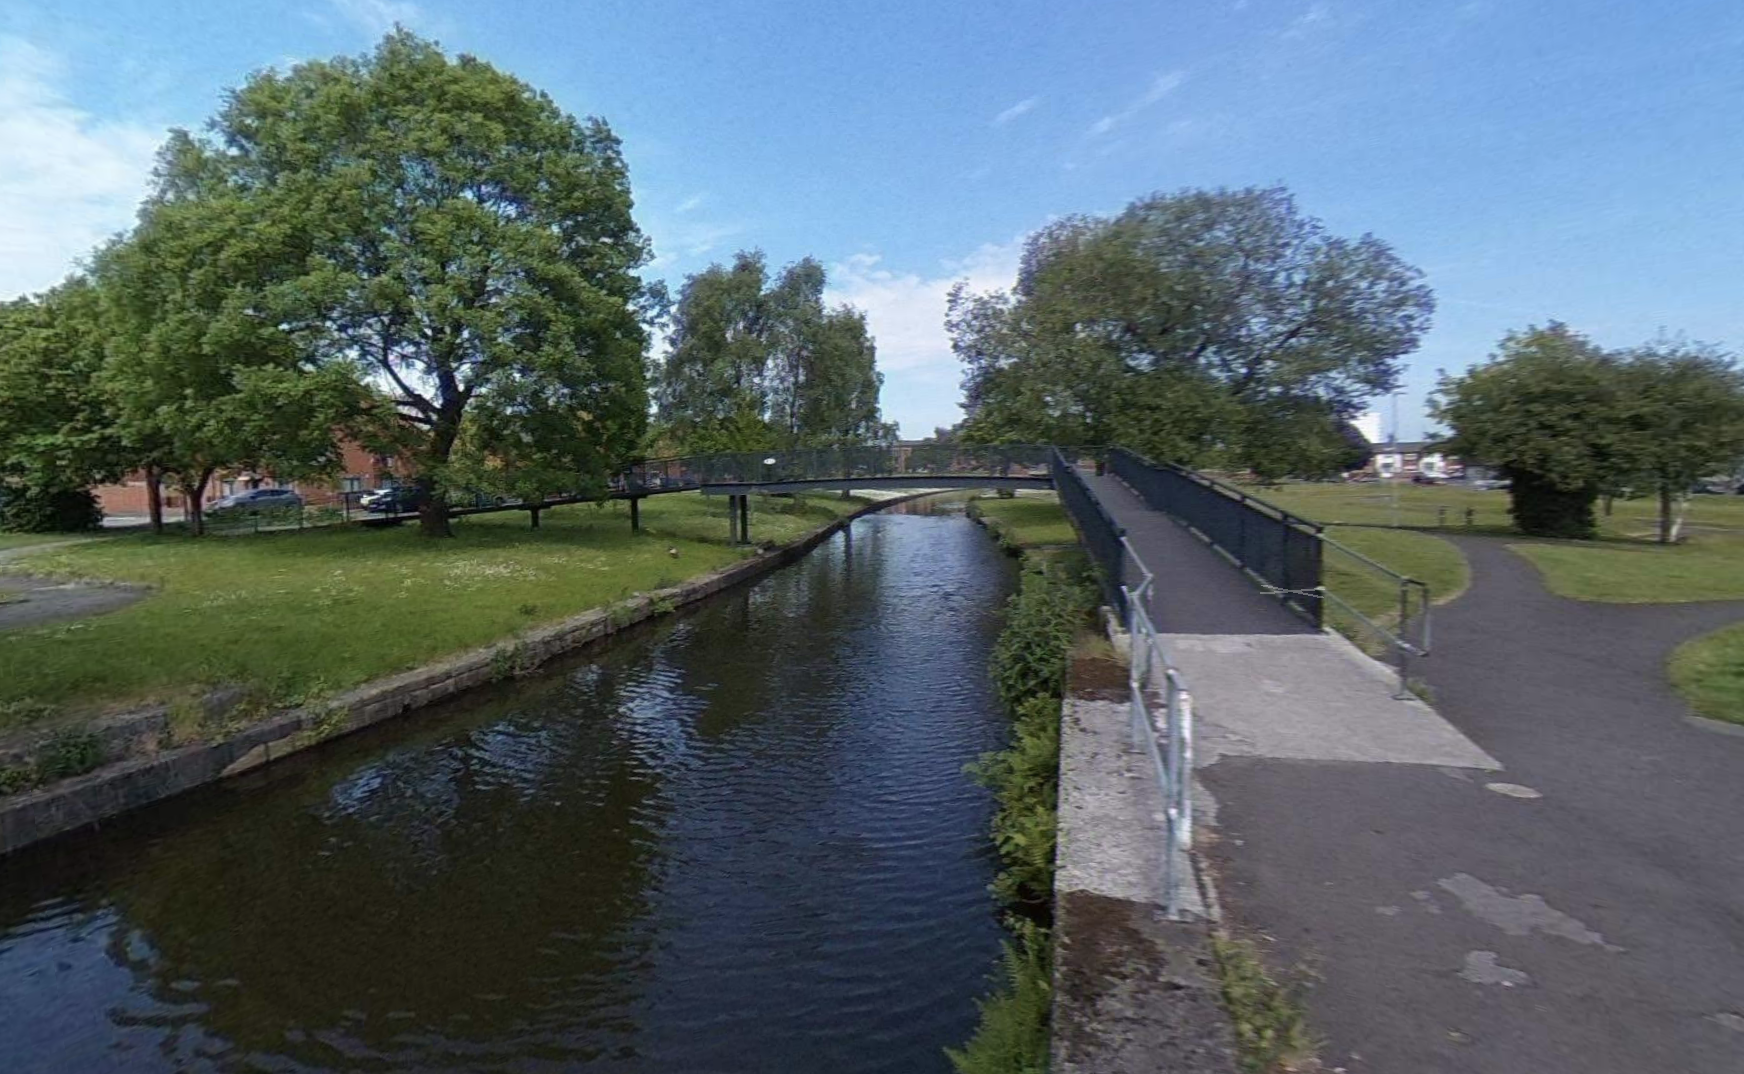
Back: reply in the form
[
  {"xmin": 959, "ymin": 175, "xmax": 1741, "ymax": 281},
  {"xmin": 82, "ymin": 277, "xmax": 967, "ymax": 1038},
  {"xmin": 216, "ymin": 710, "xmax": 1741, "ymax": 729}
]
[
  {"xmin": 329, "ymin": 0, "xmax": 423, "ymax": 37},
  {"xmin": 992, "ymin": 96, "xmax": 1041, "ymax": 127},
  {"xmin": 0, "ymin": 37, "xmax": 161, "ymax": 299},
  {"xmin": 1282, "ymin": 1, "xmax": 1332, "ymax": 38},
  {"xmin": 675, "ymin": 194, "xmax": 706, "ymax": 214},
  {"xmin": 1087, "ymin": 69, "xmax": 1187, "ymax": 137},
  {"xmin": 826, "ymin": 240, "xmax": 1024, "ymax": 436}
]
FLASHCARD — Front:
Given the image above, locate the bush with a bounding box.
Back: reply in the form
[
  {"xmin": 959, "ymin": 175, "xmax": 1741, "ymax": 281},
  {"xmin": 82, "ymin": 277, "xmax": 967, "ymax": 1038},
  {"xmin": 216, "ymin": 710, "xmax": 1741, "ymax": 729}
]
[
  {"xmin": 969, "ymin": 694, "xmax": 1061, "ymax": 918},
  {"xmin": 1507, "ymin": 471, "xmax": 1597, "ymax": 538},
  {"xmin": 950, "ymin": 551, "xmax": 1095, "ymax": 1070},
  {"xmin": 991, "ymin": 562, "xmax": 1092, "ymax": 713},
  {"xmin": 0, "ymin": 485, "xmax": 103, "ymax": 533}
]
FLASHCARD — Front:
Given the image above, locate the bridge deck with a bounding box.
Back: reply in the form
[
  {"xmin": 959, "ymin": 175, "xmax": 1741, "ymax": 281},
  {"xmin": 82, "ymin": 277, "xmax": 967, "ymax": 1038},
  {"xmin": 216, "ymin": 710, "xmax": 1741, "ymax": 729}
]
[{"xmin": 1079, "ymin": 471, "xmax": 1313, "ymax": 636}]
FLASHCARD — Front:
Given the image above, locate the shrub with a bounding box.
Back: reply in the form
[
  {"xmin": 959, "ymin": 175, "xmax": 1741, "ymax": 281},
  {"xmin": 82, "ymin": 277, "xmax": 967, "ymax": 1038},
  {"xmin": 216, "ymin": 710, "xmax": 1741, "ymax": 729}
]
[
  {"xmin": 0, "ymin": 485, "xmax": 103, "ymax": 533},
  {"xmin": 946, "ymin": 920, "xmax": 1053, "ymax": 1074},
  {"xmin": 969, "ymin": 694, "xmax": 1061, "ymax": 918},
  {"xmin": 991, "ymin": 562, "xmax": 1092, "ymax": 713}
]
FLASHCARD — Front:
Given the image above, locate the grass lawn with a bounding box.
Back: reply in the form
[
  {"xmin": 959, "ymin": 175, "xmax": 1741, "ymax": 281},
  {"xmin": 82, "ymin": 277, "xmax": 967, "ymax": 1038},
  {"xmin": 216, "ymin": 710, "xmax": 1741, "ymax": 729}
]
[
  {"xmin": 1506, "ymin": 536, "xmax": 1744, "ymax": 603},
  {"xmin": 1319, "ymin": 526, "xmax": 1468, "ymax": 649},
  {"xmin": 1262, "ymin": 480, "xmax": 1744, "ymax": 542},
  {"xmin": 0, "ymin": 492, "xmax": 860, "ymax": 729},
  {"xmin": 1260, "ymin": 481, "xmax": 1516, "ymax": 532},
  {"xmin": 1670, "ymin": 623, "xmax": 1744, "ymax": 726},
  {"xmin": 969, "ymin": 492, "xmax": 1076, "ymax": 550},
  {"xmin": 0, "ymin": 532, "xmax": 101, "ymax": 551}
]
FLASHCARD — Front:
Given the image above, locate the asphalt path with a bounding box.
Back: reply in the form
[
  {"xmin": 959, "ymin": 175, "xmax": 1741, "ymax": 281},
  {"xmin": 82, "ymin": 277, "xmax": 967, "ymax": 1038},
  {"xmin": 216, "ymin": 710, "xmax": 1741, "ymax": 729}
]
[{"xmin": 1205, "ymin": 534, "xmax": 1744, "ymax": 1073}]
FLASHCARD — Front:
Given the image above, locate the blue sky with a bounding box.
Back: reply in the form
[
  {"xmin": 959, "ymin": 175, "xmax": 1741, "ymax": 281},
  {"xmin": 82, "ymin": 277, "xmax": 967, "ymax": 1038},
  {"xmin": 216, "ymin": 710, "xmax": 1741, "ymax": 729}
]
[{"xmin": 4, "ymin": 0, "xmax": 1743, "ymax": 439}]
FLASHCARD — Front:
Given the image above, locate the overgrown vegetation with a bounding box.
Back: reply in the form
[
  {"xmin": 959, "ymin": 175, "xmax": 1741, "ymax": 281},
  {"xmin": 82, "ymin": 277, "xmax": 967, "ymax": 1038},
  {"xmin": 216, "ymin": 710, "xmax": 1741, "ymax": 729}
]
[
  {"xmin": 1211, "ymin": 934, "xmax": 1322, "ymax": 1073},
  {"xmin": 0, "ymin": 727, "xmax": 105, "ymax": 797},
  {"xmin": 950, "ymin": 555, "xmax": 1095, "ymax": 1073}
]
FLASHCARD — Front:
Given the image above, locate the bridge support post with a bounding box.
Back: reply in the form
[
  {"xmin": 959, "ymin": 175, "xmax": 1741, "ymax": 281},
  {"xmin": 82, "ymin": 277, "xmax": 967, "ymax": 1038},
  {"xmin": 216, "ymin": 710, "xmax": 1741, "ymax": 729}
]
[
  {"xmin": 629, "ymin": 497, "xmax": 641, "ymax": 534},
  {"xmin": 726, "ymin": 494, "xmax": 741, "ymax": 544},
  {"xmin": 739, "ymin": 493, "xmax": 750, "ymax": 544}
]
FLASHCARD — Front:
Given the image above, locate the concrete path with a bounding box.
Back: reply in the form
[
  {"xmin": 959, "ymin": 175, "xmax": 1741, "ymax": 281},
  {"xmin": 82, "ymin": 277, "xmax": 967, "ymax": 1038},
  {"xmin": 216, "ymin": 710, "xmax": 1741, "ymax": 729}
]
[{"xmin": 1203, "ymin": 534, "xmax": 1744, "ymax": 1074}]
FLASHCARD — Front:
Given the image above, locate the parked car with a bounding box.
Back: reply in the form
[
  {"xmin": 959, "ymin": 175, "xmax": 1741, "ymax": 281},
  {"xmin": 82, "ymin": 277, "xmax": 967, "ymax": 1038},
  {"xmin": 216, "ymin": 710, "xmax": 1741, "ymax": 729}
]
[
  {"xmin": 360, "ymin": 486, "xmax": 427, "ymax": 513},
  {"xmin": 208, "ymin": 487, "xmax": 303, "ymax": 513}
]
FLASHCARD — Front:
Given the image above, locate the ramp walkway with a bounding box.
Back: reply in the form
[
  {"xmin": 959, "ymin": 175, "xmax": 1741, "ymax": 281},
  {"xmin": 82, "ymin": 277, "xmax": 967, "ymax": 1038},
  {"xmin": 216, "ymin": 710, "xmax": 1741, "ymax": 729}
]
[{"xmin": 1076, "ymin": 466, "xmax": 1494, "ymax": 774}]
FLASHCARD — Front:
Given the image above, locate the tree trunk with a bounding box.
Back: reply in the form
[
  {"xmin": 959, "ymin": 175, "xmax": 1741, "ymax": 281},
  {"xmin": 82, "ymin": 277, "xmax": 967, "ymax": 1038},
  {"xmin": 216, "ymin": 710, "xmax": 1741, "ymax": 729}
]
[
  {"xmin": 145, "ymin": 465, "xmax": 164, "ymax": 535},
  {"xmin": 181, "ymin": 475, "xmax": 210, "ymax": 537},
  {"xmin": 416, "ymin": 476, "xmax": 452, "ymax": 538},
  {"xmin": 1658, "ymin": 484, "xmax": 1673, "ymax": 544}
]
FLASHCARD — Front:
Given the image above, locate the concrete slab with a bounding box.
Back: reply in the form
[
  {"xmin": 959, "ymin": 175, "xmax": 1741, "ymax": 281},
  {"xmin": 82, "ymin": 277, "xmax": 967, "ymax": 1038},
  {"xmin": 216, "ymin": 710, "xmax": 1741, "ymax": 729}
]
[
  {"xmin": 1058, "ymin": 689, "xmax": 1206, "ymax": 919},
  {"xmin": 1167, "ymin": 632, "xmax": 1500, "ymax": 771}
]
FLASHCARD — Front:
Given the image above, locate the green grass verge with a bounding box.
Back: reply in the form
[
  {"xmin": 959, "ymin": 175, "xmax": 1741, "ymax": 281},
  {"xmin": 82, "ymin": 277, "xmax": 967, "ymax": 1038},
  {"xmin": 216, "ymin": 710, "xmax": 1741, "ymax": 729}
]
[
  {"xmin": 0, "ymin": 492, "xmax": 860, "ymax": 729},
  {"xmin": 1670, "ymin": 622, "xmax": 1744, "ymax": 726},
  {"xmin": 1261, "ymin": 481, "xmax": 1744, "ymax": 542},
  {"xmin": 1508, "ymin": 536, "xmax": 1744, "ymax": 603},
  {"xmin": 969, "ymin": 493, "xmax": 1076, "ymax": 550},
  {"xmin": 1322, "ymin": 526, "xmax": 1469, "ymax": 633}
]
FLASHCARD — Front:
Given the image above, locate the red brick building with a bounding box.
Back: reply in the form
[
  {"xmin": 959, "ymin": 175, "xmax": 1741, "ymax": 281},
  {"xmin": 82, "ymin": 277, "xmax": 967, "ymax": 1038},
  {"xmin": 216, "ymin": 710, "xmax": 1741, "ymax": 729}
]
[{"xmin": 92, "ymin": 440, "xmax": 412, "ymax": 518}]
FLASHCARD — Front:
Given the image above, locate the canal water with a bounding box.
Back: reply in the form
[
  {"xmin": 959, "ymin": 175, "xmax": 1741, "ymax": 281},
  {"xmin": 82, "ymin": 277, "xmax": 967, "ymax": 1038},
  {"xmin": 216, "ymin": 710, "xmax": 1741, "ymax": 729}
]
[{"xmin": 0, "ymin": 505, "xmax": 1018, "ymax": 1073}]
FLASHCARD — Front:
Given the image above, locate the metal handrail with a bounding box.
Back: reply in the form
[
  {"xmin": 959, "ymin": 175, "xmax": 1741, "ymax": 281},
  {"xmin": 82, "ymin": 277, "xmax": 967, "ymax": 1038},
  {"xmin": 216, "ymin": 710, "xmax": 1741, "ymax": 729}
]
[
  {"xmin": 1118, "ymin": 534, "xmax": 1195, "ymax": 920},
  {"xmin": 1317, "ymin": 531, "xmax": 1433, "ymax": 698}
]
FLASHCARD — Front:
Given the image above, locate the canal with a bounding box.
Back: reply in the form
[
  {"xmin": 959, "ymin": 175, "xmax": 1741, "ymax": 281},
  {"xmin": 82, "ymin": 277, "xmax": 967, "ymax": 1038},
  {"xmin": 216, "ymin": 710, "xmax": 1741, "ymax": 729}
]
[{"xmin": 0, "ymin": 504, "xmax": 1019, "ymax": 1073}]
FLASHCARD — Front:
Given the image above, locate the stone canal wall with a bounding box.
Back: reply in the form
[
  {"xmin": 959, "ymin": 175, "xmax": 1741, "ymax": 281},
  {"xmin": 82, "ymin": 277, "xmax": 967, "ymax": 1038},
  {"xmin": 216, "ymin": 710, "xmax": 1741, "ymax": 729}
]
[{"xmin": 0, "ymin": 496, "xmax": 922, "ymax": 858}]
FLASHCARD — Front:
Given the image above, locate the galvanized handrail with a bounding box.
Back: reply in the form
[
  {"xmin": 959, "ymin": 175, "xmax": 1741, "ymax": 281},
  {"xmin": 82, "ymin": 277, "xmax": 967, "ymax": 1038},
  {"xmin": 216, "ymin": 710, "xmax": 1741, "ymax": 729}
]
[
  {"xmin": 1118, "ymin": 535, "xmax": 1195, "ymax": 920},
  {"xmin": 1317, "ymin": 531, "xmax": 1433, "ymax": 698}
]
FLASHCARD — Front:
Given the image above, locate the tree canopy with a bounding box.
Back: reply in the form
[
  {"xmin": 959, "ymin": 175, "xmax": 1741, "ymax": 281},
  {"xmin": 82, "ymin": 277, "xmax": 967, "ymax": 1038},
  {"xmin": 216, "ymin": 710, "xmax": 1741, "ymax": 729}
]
[
  {"xmin": 152, "ymin": 30, "xmax": 653, "ymax": 535},
  {"xmin": 949, "ymin": 186, "xmax": 1434, "ymax": 478},
  {"xmin": 0, "ymin": 281, "xmax": 123, "ymax": 531},
  {"xmin": 655, "ymin": 251, "xmax": 887, "ymax": 454},
  {"xmin": 1433, "ymin": 324, "xmax": 1744, "ymax": 540}
]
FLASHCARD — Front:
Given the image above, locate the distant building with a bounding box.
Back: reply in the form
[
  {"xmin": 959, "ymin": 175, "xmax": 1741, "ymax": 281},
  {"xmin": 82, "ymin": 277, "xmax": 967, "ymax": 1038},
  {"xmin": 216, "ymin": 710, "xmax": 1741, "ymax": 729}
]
[
  {"xmin": 1366, "ymin": 440, "xmax": 1460, "ymax": 480},
  {"xmin": 91, "ymin": 439, "xmax": 412, "ymax": 519}
]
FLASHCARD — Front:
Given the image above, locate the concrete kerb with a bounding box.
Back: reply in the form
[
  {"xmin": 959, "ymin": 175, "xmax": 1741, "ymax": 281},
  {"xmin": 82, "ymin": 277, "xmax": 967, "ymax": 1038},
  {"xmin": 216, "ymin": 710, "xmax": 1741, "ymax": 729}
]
[
  {"xmin": 1052, "ymin": 653, "xmax": 1240, "ymax": 1074},
  {"xmin": 0, "ymin": 492, "xmax": 931, "ymax": 859}
]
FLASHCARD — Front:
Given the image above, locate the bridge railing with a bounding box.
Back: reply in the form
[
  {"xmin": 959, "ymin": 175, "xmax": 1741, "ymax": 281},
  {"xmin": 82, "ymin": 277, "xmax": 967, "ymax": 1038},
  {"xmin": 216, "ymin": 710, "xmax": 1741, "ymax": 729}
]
[
  {"xmin": 621, "ymin": 445, "xmax": 1062, "ymax": 491},
  {"xmin": 1108, "ymin": 447, "xmax": 1325, "ymax": 627},
  {"xmin": 1050, "ymin": 449, "xmax": 1129, "ymax": 616}
]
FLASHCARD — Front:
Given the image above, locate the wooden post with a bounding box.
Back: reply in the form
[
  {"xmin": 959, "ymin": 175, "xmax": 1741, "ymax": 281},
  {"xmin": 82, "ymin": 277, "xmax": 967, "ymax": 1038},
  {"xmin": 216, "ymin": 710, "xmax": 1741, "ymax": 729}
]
[{"xmin": 630, "ymin": 497, "xmax": 641, "ymax": 534}]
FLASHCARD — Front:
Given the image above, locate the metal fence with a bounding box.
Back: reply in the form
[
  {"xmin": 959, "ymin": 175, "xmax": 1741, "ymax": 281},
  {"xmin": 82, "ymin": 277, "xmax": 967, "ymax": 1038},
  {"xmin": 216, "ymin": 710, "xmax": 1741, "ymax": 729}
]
[
  {"xmin": 1051, "ymin": 448, "xmax": 1195, "ymax": 919},
  {"xmin": 1108, "ymin": 447, "xmax": 1325, "ymax": 626},
  {"xmin": 1049, "ymin": 448, "xmax": 1129, "ymax": 616},
  {"xmin": 623, "ymin": 444, "xmax": 1059, "ymax": 491}
]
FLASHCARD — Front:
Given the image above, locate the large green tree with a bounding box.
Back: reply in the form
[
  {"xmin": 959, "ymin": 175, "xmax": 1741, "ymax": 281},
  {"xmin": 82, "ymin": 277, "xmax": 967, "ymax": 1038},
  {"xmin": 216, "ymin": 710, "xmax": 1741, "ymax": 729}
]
[
  {"xmin": 95, "ymin": 188, "xmax": 365, "ymax": 535},
  {"xmin": 157, "ymin": 31, "xmax": 652, "ymax": 536},
  {"xmin": 949, "ymin": 187, "xmax": 1434, "ymax": 476},
  {"xmin": 1614, "ymin": 340, "xmax": 1744, "ymax": 543},
  {"xmin": 0, "ymin": 280, "xmax": 125, "ymax": 531},
  {"xmin": 655, "ymin": 251, "xmax": 885, "ymax": 453},
  {"xmin": 1432, "ymin": 323, "xmax": 1628, "ymax": 538}
]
